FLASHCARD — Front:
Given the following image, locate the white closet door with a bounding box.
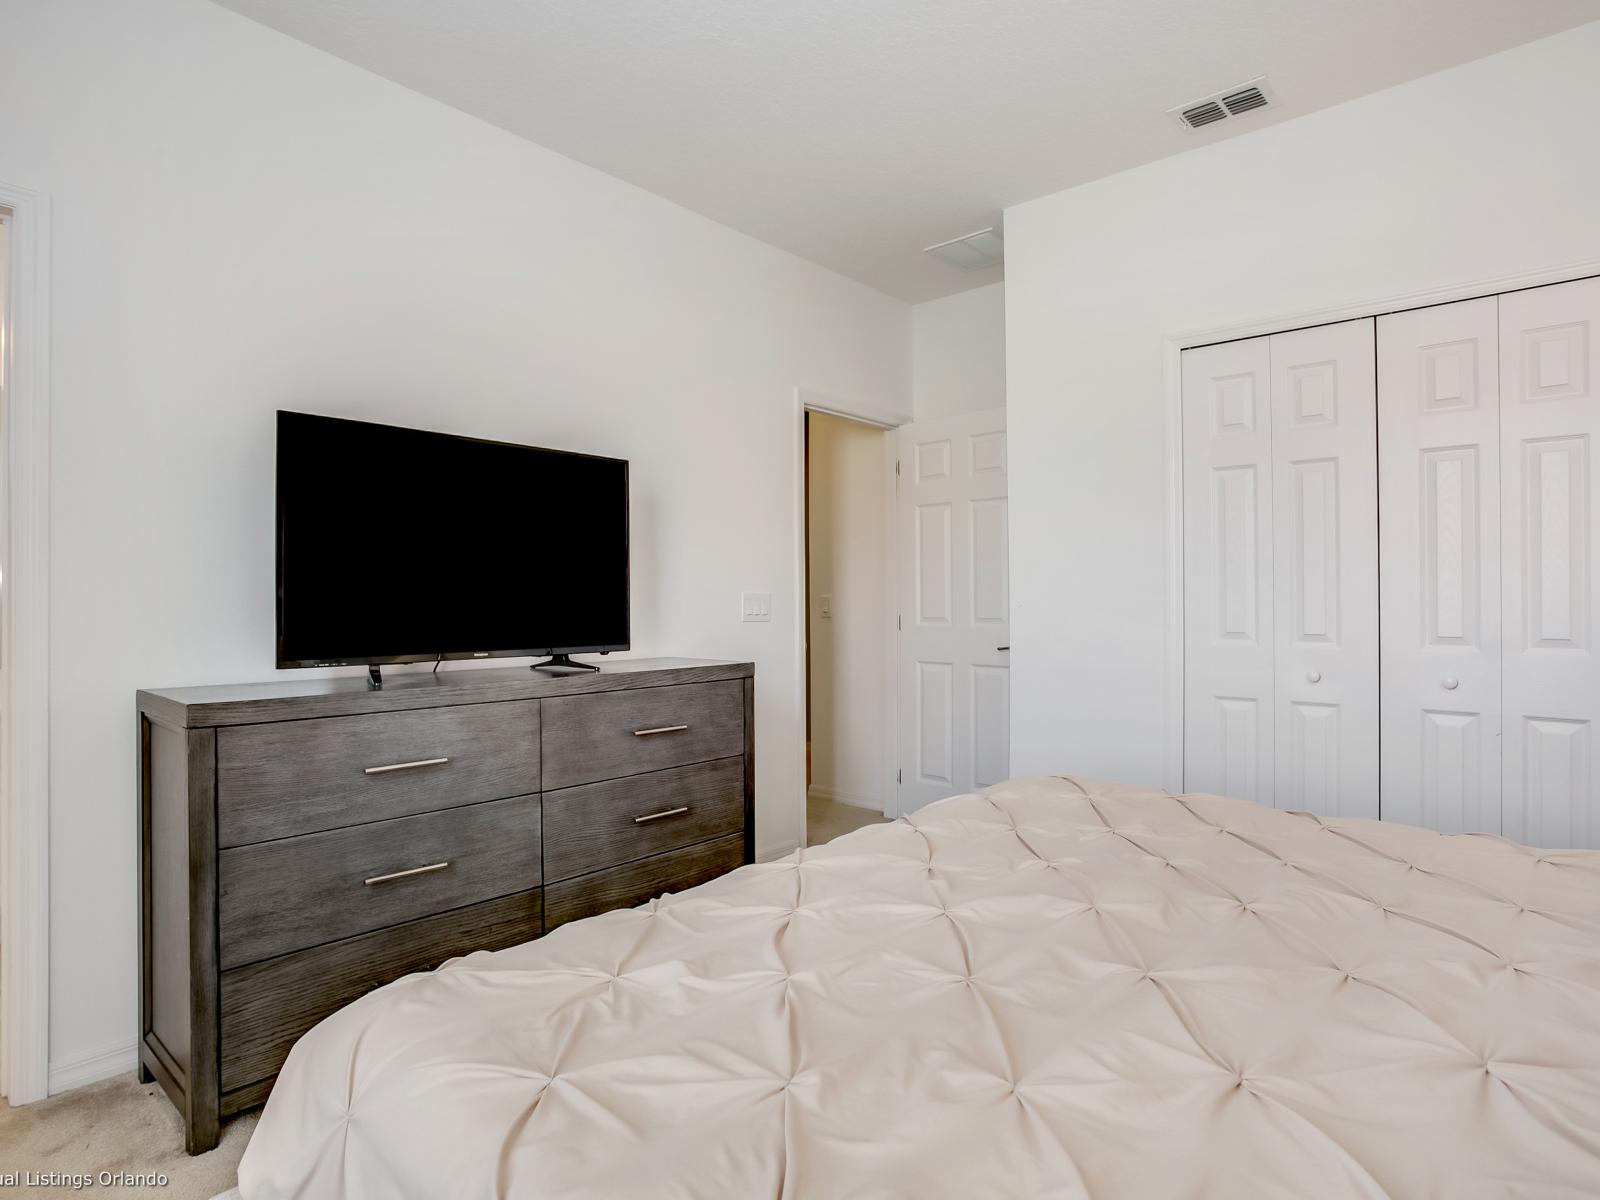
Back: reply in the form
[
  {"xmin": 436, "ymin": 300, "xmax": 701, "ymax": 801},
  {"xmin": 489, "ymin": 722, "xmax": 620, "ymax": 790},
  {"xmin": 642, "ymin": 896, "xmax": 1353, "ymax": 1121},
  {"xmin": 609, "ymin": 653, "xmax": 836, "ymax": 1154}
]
[
  {"xmin": 1378, "ymin": 299, "xmax": 1502, "ymax": 833},
  {"xmin": 1500, "ymin": 277, "xmax": 1600, "ymax": 849},
  {"xmin": 1269, "ymin": 320, "xmax": 1379, "ymax": 818},
  {"xmin": 896, "ymin": 408, "xmax": 1009, "ymax": 813},
  {"xmin": 1183, "ymin": 337, "xmax": 1274, "ymax": 803}
]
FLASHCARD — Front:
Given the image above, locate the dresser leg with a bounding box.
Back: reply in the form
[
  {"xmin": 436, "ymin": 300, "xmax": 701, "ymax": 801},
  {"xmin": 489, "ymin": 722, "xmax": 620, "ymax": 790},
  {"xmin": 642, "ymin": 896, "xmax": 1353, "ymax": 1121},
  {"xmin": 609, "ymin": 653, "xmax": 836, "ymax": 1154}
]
[
  {"xmin": 137, "ymin": 1061, "xmax": 154, "ymax": 1085},
  {"xmin": 185, "ymin": 1101, "xmax": 221, "ymax": 1155}
]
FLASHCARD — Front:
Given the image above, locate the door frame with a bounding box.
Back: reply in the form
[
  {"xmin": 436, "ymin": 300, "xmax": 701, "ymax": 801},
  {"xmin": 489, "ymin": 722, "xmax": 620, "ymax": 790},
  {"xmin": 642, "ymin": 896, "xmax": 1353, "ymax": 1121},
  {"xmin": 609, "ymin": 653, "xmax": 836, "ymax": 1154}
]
[
  {"xmin": 0, "ymin": 179, "xmax": 53, "ymax": 1105},
  {"xmin": 1161, "ymin": 255, "xmax": 1600, "ymax": 798},
  {"xmin": 792, "ymin": 388, "xmax": 906, "ymax": 850}
]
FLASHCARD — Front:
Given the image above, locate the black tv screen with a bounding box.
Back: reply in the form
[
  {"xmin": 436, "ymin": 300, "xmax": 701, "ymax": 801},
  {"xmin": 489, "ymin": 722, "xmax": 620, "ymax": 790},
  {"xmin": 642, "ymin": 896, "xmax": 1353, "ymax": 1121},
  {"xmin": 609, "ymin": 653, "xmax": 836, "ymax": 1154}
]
[{"xmin": 276, "ymin": 411, "xmax": 629, "ymax": 668}]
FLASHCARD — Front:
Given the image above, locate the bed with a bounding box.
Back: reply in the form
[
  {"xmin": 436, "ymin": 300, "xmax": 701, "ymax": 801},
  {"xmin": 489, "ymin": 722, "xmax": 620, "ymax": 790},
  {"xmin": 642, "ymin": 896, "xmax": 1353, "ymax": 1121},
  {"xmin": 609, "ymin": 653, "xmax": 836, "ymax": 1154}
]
[{"xmin": 237, "ymin": 776, "xmax": 1600, "ymax": 1198}]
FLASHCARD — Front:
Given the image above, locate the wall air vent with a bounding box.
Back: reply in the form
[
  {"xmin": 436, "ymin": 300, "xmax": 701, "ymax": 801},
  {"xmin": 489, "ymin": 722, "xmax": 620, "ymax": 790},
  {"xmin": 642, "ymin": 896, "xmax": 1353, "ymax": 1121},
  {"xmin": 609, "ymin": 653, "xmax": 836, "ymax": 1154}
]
[
  {"xmin": 924, "ymin": 226, "xmax": 1003, "ymax": 271},
  {"xmin": 1170, "ymin": 77, "xmax": 1274, "ymax": 131}
]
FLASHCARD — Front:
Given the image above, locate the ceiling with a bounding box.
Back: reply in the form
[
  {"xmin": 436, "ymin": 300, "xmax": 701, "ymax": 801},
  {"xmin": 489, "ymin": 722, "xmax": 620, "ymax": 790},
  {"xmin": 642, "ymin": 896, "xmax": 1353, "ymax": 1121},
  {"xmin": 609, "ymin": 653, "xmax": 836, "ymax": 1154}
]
[{"xmin": 212, "ymin": 1, "xmax": 1599, "ymax": 302}]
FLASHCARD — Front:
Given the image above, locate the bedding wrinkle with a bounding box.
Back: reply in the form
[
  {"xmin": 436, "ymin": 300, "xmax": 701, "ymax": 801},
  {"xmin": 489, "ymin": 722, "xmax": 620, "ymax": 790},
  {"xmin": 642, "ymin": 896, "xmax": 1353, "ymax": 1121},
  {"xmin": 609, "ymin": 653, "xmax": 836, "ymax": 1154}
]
[
  {"xmin": 1489, "ymin": 1068, "xmax": 1600, "ymax": 1160},
  {"xmin": 238, "ymin": 776, "xmax": 1600, "ymax": 1198},
  {"xmin": 1372, "ymin": 904, "xmax": 1506, "ymax": 962},
  {"xmin": 1225, "ymin": 1083, "xmax": 1396, "ymax": 1200},
  {"xmin": 494, "ymin": 1085, "xmax": 548, "ymax": 1198}
]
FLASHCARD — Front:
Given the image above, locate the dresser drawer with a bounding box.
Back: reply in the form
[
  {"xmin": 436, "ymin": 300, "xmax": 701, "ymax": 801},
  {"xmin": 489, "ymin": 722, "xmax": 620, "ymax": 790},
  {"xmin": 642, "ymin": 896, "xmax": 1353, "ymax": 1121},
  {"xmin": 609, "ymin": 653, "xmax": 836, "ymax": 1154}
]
[
  {"xmin": 219, "ymin": 794, "xmax": 541, "ymax": 969},
  {"xmin": 544, "ymin": 833, "xmax": 744, "ymax": 931},
  {"xmin": 541, "ymin": 681, "xmax": 744, "ymax": 789},
  {"xmin": 544, "ymin": 758, "xmax": 744, "ymax": 882},
  {"xmin": 216, "ymin": 701, "xmax": 540, "ymax": 847},
  {"xmin": 219, "ymin": 889, "xmax": 542, "ymax": 1092}
]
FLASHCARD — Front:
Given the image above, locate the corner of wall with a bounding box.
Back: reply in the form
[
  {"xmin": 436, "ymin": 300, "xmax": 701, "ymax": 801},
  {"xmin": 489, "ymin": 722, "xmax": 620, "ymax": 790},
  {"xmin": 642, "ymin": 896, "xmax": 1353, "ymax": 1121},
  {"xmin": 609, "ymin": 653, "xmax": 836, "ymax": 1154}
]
[{"xmin": 911, "ymin": 282, "xmax": 1007, "ymax": 422}]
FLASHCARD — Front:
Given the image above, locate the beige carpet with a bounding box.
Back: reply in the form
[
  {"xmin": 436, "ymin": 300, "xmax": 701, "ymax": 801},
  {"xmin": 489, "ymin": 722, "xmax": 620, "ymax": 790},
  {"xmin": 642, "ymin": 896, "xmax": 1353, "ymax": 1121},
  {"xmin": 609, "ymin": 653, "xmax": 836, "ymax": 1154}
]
[
  {"xmin": 0, "ymin": 1074, "xmax": 255, "ymax": 1199},
  {"xmin": 806, "ymin": 792, "xmax": 891, "ymax": 845}
]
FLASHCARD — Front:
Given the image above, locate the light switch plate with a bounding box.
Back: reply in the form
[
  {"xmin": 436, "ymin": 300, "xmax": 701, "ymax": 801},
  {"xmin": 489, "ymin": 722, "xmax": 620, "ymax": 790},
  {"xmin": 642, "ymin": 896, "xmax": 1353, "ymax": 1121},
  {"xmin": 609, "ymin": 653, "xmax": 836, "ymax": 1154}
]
[
  {"xmin": 740, "ymin": 591, "xmax": 772, "ymax": 622},
  {"xmin": 819, "ymin": 594, "xmax": 832, "ymax": 618}
]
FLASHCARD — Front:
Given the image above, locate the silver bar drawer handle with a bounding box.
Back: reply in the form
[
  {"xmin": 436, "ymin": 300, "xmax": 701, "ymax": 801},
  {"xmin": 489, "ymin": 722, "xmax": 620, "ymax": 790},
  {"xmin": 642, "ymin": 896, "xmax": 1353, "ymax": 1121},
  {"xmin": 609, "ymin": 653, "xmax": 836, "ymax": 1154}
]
[
  {"xmin": 363, "ymin": 757, "xmax": 450, "ymax": 776},
  {"xmin": 364, "ymin": 861, "xmax": 450, "ymax": 886},
  {"xmin": 634, "ymin": 806, "xmax": 690, "ymax": 824},
  {"xmin": 633, "ymin": 724, "xmax": 689, "ymax": 737}
]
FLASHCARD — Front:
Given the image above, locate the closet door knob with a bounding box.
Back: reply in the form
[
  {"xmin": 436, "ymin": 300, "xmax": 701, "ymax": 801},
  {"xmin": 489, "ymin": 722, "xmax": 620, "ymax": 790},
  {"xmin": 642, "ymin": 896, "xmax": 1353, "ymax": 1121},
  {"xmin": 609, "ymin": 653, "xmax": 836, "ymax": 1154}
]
[
  {"xmin": 1306, "ymin": 670, "xmax": 1322, "ymax": 684},
  {"xmin": 1442, "ymin": 677, "xmax": 1459, "ymax": 691}
]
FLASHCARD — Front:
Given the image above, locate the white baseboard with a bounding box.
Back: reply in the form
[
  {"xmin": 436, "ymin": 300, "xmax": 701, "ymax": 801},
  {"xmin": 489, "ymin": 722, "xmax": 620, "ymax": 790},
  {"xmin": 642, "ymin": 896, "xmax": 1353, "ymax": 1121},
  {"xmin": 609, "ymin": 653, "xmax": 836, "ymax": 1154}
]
[
  {"xmin": 806, "ymin": 785, "xmax": 883, "ymax": 813},
  {"xmin": 49, "ymin": 1041, "xmax": 138, "ymax": 1096}
]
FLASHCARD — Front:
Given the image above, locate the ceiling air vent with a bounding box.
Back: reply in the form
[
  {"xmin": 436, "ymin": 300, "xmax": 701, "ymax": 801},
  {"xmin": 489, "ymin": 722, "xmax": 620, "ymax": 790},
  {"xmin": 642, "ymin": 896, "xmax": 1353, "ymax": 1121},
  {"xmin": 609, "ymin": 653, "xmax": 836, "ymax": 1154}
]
[
  {"xmin": 1170, "ymin": 77, "xmax": 1274, "ymax": 131},
  {"xmin": 1179, "ymin": 100, "xmax": 1227, "ymax": 129},
  {"xmin": 924, "ymin": 226, "xmax": 1004, "ymax": 271},
  {"xmin": 1222, "ymin": 85, "xmax": 1269, "ymax": 116}
]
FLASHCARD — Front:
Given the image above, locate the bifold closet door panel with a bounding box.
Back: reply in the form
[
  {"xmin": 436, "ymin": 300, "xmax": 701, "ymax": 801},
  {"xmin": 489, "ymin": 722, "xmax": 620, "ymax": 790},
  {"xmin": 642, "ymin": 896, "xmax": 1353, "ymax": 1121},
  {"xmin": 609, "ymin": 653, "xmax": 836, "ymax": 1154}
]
[
  {"xmin": 1182, "ymin": 337, "xmax": 1274, "ymax": 803},
  {"xmin": 1269, "ymin": 320, "xmax": 1379, "ymax": 818},
  {"xmin": 1378, "ymin": 299, "xmax": 1502, "ymax": 834},
  {"xmin": 1500, "ymin": 277, "xmax": 1600, "ymax": 849}
]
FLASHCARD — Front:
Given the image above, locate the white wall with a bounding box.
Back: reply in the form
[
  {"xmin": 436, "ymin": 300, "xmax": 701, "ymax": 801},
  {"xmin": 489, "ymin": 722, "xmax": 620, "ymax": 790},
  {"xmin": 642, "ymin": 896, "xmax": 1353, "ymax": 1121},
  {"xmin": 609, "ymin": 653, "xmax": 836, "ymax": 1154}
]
[
  {"xmin": 1005, "ymin": 22, "xmax": 1600, "ymax": 786},
  {"xmin": 806, "ymin": 412, "xmax": 889, "ymax": 811},
  {"xmin": 0, "ymin": 0, "xmax": 910, "ymax": 1087},
  {"xmin": 912, "ymin": 282, "xmax": 1006, "ymax": 420}
]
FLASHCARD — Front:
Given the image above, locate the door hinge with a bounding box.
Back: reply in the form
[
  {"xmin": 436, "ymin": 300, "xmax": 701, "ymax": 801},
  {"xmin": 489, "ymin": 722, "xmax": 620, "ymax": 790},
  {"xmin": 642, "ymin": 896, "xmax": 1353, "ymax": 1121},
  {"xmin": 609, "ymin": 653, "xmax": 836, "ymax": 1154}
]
[
  {"xmin": 897, "ymin": 614, "xmax": 902, "ymax": 630},
  {"xmin": 895, "ymin": 459, "xmax": 901, "ymax": 477},
  {"xmin": 897, "ymin": 769, "xmax": 902, "ymax": 784}
]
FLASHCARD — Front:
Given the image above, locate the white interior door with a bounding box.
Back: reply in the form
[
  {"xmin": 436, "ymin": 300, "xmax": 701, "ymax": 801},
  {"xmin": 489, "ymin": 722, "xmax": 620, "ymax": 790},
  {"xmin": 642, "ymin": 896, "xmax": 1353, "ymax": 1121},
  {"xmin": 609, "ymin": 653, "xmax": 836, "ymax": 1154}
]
[
  {"xmin": 1183, "ymin": 321, "xmax": 1378, "ymax": 815},
  {"xmin": 1500, "ymin": 276, "xmax": 1600, "ymax": 849},
  {"xmin": 1269, "ymin": 320, "xmax": 1379, "ymax": 818},
  {"xmin": 1378, "ymin": 298, "xmax": 1502, "ymax": 834},
  {"xmin": 1182, "ymin": 336, "xmax": 1274, "ymax": 803},
  {"xmin": 896, "ymin": 408, "xmax": 1008, "ymax": 812}
]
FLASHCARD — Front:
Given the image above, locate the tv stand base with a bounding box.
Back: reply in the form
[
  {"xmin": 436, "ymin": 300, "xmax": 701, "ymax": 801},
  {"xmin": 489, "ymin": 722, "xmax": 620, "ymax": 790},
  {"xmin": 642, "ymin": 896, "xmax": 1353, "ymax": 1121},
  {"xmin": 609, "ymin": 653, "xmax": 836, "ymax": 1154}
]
[
  {"xmin": 367, "ymin": 664, "xmax": 383, "ymax": 690},
  {"xmin": 530, "ymin": 654, "xmax": 601, "ymax": 673}
]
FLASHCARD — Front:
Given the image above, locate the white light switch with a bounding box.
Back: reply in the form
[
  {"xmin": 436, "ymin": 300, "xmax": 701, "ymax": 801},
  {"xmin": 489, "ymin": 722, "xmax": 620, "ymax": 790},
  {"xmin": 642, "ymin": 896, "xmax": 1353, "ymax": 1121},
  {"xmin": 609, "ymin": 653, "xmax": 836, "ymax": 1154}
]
[
  {"xmin": 819, "ymin": 595, "xmax": 832, "ymax": 618},
  {"xmin": 740, "ymin": 591, "xmax": 772, "ymax": 622}
]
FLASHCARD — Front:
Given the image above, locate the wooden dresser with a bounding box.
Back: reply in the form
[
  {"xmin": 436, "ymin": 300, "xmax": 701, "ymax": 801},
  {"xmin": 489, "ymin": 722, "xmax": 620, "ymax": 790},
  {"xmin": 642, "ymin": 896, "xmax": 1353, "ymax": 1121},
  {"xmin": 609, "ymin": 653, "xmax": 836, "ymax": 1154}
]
[{"xmin": 137, "ymin": 658, "xmax": 754, "ymax": 1152}]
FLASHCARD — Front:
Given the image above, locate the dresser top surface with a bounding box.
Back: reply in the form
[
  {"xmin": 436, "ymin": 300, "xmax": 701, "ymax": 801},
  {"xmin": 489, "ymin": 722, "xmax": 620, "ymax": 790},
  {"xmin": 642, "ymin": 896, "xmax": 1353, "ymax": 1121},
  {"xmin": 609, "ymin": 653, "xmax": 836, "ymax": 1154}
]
[{"xmin": 139, "ymin": 658, "xmax": 754, "ymax": 728}]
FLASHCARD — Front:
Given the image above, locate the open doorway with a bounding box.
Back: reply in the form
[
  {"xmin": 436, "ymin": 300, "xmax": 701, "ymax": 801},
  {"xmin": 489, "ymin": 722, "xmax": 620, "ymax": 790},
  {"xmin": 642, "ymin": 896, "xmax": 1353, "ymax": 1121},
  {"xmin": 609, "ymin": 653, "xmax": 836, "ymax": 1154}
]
[{"xmin": 803, "ymin": 411, "xmax": 894, "ymax": 846}]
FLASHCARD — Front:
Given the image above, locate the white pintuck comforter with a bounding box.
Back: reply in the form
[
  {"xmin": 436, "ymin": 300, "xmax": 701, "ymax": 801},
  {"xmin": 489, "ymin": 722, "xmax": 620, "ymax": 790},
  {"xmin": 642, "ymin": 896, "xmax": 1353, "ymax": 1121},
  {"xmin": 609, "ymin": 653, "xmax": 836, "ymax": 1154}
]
[{"xmin": 239, "ymin": 777, "xmax": 1600, "ymax": 1198}]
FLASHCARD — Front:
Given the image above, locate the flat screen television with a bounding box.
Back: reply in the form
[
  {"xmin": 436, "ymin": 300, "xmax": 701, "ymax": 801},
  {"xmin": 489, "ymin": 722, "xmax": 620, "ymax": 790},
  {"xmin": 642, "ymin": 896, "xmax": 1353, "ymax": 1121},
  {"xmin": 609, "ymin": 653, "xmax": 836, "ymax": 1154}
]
[{"xmin": 276, "ymin": 411, "xmax": 629, "ymax": 672}]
